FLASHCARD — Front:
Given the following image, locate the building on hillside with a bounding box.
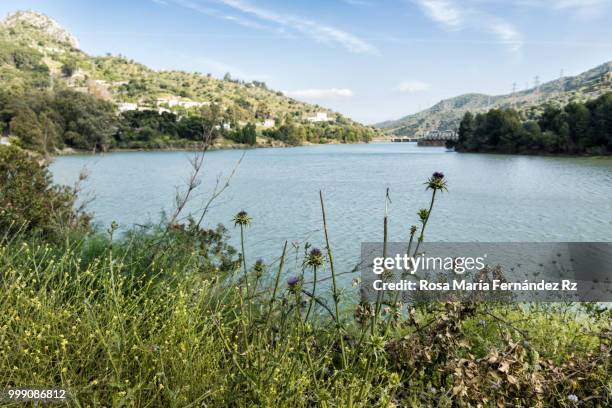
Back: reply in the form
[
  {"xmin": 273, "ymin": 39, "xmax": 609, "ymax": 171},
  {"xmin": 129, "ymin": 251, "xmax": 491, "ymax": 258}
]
[
  {"xmin": 156, "ymin": 97, "xmax": 209, "ymax": 109},
  {"xmin": 307, "ymin": 112, "xmax": 330, "ymax": 123},
  {"xmin": 259, "ymin": 119, "xmax": 275, "ymax": 128},
  {"xmin": 214, "ymin": 123, "xmax": 232, "ymax": 130},
  {"xmin": 117, "ymin": 102, "xmax": 138, "ymax": 112}
]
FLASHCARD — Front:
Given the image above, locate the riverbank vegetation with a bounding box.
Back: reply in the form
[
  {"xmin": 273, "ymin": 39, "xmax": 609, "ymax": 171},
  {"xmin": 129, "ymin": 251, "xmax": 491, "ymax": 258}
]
[
  {"xmin": 451, "ymin": 92, "xmax": 612, "ymax": 155},
  {"xmin": 0, "ymin": 10, "xmax": 378, "ymax": 155},
  {"xmin": 1, "ymin": 144, "xmax": 610, "ymax": 407},
  {"xmin": 0, "ymin": 87, "xmax": 375, "ymax": 154}
]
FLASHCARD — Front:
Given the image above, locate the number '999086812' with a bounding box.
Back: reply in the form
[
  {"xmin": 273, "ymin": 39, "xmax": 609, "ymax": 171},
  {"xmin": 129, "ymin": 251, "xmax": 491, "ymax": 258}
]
[{"xmin": 2, "ymin": 388, "xmax": 67, "ymax": 402}]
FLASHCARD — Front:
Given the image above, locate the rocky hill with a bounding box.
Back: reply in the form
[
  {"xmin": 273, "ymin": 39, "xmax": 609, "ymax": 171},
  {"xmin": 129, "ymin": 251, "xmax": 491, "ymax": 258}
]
[
  {"xmin": 0, "ymin": 10, "xmax": 369, "ymax": 129},
  {"xmin": 378, "ymin": 61, "xmax": 612, "ymax": 136}
]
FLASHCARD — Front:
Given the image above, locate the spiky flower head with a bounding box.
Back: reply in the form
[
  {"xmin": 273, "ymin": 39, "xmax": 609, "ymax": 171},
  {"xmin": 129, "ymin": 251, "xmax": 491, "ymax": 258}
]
[
  {"xmin": 410, "ymin": 225, "xmax": 418, "ymax": 235},
  {"xmin": 254, "ymin": 258, "xmax": 266, "ymax": 276},
  {"xmin": 418, "ymin": 208, "xmax": 429, "ymax": 223},
  {"xmin": 233, "ymin": 210, "xmax": 252, "ymax": 227},
  {"xmin": 287, "ymin": 276, "xmax": 301, "ymax": 292},
  {"xmin": 305, "ymin": 247, "xmax": 324, "ymax": 268},
  {"xmin": 426, "ymin": 171, "xmax": 448, "ymax": 191}
]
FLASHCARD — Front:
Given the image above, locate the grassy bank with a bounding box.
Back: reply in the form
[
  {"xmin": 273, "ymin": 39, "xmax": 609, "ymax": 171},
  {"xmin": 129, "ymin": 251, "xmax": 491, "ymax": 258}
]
[{"xmin": 0, "ymin": 146, "xmax": 610, "ymax": 407}]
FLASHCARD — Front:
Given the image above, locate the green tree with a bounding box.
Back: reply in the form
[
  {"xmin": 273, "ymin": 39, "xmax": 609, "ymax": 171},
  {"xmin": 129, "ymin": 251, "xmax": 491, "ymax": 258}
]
[
  {"xmin": 240, "ymin": 123, "xmax": 257, "ymax": 145},
  {"xmin": 9, "ymin": 107, "xmax": 43, "ymax": 151},
  {"xmin": 565, "ymin": 102, "xmax": 590, "ymax": 151},
  {"xmin": 0, "ymin": 145, "xmax": 89, "ymax": 238}
]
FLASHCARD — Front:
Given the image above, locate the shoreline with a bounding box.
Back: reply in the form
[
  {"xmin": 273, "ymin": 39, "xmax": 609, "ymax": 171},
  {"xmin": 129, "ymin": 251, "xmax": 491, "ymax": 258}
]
[
  {"xmin": 454, "ymin": 148, "xmax": 612, "ymax": 158},
  {"xmin": 53, "ymin": 138, "xmax": 364, "ymax": 156}
]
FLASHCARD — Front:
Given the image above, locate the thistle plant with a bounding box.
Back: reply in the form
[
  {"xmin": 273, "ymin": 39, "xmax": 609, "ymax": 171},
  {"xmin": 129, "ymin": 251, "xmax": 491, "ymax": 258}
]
[
  {"xmin": 304, "ymin": 247, "xmax": 324, "ymax": 321},
  {"xmin": 233, "ymin": 210, "xmax": 251, "ymax": 290},
  {"xmin": 287, "ymin": 275, "xmax": 301, "ymax": 289},
  {"xmin": 415, "ymin": 172, "xmax": 447, "ymax": 252},
  {"xmin": 252, "ymin": 258, "xmax": 266, "ymax": 298}
]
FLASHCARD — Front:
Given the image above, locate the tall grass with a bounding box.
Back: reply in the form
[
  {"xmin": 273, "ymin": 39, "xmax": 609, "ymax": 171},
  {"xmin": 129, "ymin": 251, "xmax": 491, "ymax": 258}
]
[{"xmin": 0, "ymin": 175, "xmax": 610, "ymax": 407}]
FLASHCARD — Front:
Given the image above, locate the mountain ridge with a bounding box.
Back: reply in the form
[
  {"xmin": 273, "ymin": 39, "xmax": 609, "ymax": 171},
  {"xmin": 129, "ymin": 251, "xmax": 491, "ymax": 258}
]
[{"xmin": 377, "ymin": 61, "xmax": 612, "ymax": 136}]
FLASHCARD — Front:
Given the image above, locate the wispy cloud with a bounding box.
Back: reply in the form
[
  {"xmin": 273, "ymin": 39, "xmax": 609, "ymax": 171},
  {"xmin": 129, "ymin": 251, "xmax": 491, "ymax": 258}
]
[
  {"xmin": 397, "ymin": 80, "xmax": 430, "ymax": 93},
  {"xmin": 413, "ymin": 0, "xmax": 523, "ymax": 58},
  {"xmin": 519, "ymin": 0, "xmax": 610, "ymax": 20},
  {"xmin": 155, "ymin": 0, "xmax": 376, "ymax": 54},
  {"xmin": 416, "ymin": 0, "xmax": 463, "ymax": 30},
  {"xmin": 217, "ymin": 0, "xmax": 377, "ymax": 54},
  {"xmin": 284, "ymin": 88, "xmax": 354, "ymax": 99}
]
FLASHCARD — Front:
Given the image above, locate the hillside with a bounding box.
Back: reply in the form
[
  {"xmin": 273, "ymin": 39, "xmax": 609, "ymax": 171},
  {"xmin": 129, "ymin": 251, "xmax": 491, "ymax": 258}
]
[
  {"xmin": 0, "ymin": 10, "xmax": 375, "ymax": 142},
  {"xmin": 378, "ymin": 61, "xmax": 612, "ymax": 136}
]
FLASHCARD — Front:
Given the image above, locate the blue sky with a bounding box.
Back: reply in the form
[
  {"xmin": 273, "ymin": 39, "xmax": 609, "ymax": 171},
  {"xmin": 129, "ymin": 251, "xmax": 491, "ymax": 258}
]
[{"xmin": 2, "ymin": 0, "xmax": 612, "ymax": 124}]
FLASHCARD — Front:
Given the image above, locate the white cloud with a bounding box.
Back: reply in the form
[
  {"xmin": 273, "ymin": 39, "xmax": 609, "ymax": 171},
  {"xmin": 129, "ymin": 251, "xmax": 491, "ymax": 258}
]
[
  {"xmin": 284, "ymin": 88, "xmax": 354, "ymax": 99},
  {"xmin": 414, "ymin": 0, "xmax": 523, "ymax": 57},
  {"xmin": 397, "ymin": 80, "xmax": 430, "ymax": 93},
  {"xmin": 415, "ymin": 0, "xmax": 463, "ymax": 30},
  {"xmin": 157, "ymin": 0, "xmax": 376, "ymax": 54},
  {"xmin": 217, "ymin": 0, "xmax": 377, "ymax": 54},
  {"xmin": 487, "ymin": 19, "xmax": 522, "ymax": 54}
]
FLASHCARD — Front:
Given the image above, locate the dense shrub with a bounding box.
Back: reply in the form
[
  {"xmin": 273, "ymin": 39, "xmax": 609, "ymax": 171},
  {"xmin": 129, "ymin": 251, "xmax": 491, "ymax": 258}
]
[
  {"xmin": 0, "ymin": 87, "xmax": 118, "ymax": 152},
  {"xmin": 0, "ymin": 145, "xmax": 89, "ymax": 238}
]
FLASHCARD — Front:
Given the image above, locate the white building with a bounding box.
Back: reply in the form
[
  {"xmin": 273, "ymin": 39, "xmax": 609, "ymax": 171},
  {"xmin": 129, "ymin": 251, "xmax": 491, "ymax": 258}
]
[
  {"xmin": 0, "ymin": 137, "xmax": 10, "ymax": 146},
  {"xmin": 260, "ymin": 119, "xmax": 275, "ymax": 128},
  {"xmin": 214, "ymin": 123, "xmax": 232, "ymax": 130},
  {"xmin": 117, "ymin": 102, "xmax": 138, "ymax": 112},
  {"xmin": 307, "ymin": 112, "xmax": 330, "ymax": 123},
  {"xmin": 156, "ymin": 98, "xmax": 208, "ymax": 109}
]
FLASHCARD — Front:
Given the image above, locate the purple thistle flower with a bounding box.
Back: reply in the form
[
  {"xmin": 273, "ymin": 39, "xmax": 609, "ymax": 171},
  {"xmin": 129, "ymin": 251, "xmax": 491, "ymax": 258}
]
[
  {"xmin": 305, "ymin": 247, "xmax": 324, "ymax": 268},
  {"xmin": 310, "ymin": 248, "xmax": 322, "ymax": 257},
  {"xmin": 478, "ymin": 319, "xmax": 486, "ymax": 326},
  {"xmin": 287, "ymin": 276, "xmax": 300, "ymax": 287},
  {"xmin": 425, "ymin": 171, "xmax": 448, "ymax": 191}
]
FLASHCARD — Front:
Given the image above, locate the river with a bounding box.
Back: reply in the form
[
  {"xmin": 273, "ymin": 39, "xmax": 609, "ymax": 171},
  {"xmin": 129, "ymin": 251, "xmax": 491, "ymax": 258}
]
[{"xmin": 50, "ymin": 143, "xmax": 612, "ymax": 279}]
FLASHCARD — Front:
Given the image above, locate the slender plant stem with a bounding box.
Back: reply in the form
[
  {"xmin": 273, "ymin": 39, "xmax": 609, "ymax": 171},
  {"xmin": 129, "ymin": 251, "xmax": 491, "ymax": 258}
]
[
  {"xmin": 413, "ymin": 189, "xmax": 437, "ymax": 257},
  {"xmin": 319, "ymin": 190, "xmax": 347, "ymax": 369},
  {"xmin": 384, "ymin": 228, "xmax": 417, "ymax": 333},
  {"xmin": 265, "ymin": 241, "xmax": 287, "ymax": 330},
  {"xmin": 372, "ymin": 188, "xmax": 390, "ymax": 334},
  {"xmin": 240, "ymin": 225, "xmax": 248, "ymax": 292},
  {"xmin": 304, "ymin": 265, "xmax": 317, "ymax": 321}
]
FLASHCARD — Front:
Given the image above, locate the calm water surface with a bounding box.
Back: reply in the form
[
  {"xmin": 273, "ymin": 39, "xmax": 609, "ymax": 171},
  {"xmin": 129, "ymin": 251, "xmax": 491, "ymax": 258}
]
[{"xmin": 51, "ymin": 143, "xmax": 612, "ymax": 278}]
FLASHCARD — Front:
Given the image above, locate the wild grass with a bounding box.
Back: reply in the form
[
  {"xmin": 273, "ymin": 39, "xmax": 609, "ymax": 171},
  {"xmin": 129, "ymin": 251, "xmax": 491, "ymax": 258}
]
[{"xmin": 0, "ymin": 175, "xmax": 610, "ymax": 407}]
